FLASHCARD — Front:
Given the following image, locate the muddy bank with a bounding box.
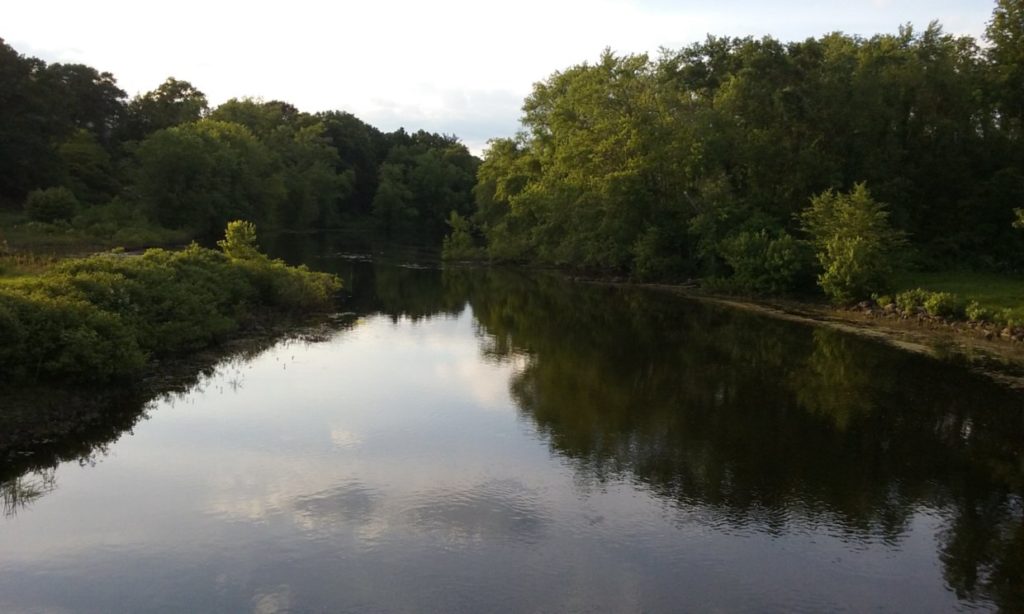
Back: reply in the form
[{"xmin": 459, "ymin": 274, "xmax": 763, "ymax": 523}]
[{"xmin": 585, "ymin": 279, "xmax": 1024, "ymax": 391}]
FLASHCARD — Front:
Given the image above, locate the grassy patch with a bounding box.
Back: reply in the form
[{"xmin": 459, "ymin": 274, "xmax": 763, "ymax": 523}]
[
  {"xmin": 0, "ymin": 208, "xmax": 191, "ymax": 256},
  {"xmin": 893, "ymin": 270, "xmax": 1024, "ymax": 324},
  {"xmin": 894, "ymin": 272, "xmax": 1024, "ymax": 310},
  {"xmin": 0, "ymin": 252, "xmax": 58, "ymax": 278},
  {"xmin": 0, "ymin": 224, "xmax": 341, "ymax": 384}
]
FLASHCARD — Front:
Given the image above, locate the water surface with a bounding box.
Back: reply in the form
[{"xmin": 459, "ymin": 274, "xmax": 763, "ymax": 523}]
[{"xmin": 1, "ymin": 250, "xmax": 1022, "ymax": 612}]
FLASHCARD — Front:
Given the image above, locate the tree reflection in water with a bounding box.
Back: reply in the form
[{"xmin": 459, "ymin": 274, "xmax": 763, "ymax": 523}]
[
  {"xmin": 448, "ymin": 268, "xmax": 1024, "ymax": 611},
  {"xmin": 1, "ymin": 261, "xmax": 1021, "ymax": 610},
  {"xmin": 1, "ymin": 470, "xmax": 55, "ymax": 518}
]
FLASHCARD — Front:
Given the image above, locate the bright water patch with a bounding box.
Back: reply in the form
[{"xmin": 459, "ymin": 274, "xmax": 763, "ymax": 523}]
[{"xmin": 1, "ymin": 261, "xmax": 1021, "ymax": 612}]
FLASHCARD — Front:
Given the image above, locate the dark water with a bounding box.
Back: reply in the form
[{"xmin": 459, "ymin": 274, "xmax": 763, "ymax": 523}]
[{"xmin": 2, "ymin": 239, "xmax": 1023, "ymax": 613}]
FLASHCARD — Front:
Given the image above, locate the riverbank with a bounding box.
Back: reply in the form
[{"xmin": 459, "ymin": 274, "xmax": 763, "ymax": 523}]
[
  {"xmin": 441, "ymin": 261, "xmax": 1024, "ymax": 386},
  {"xmin": 615, "ymin": 281, "xmax": 1024, "ymax": 390}
]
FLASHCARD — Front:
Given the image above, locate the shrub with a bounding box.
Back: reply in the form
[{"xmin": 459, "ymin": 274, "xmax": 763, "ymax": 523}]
[
  {"xmin": 0, "ymin": 289, "xmax": 144, "ymax": 381},
  {"xmin": 893, "ymin": 288, "xmax": 966, "ymax": 319},
  {"xmin": 24, "ymin": 187, "xmax": 80, "ymax": 223},
  {"xmin": 0, "ymin": 222, "xmax": 341, "ymax": 384},
  {"xmin": 214, "ymin": 220, "xmax": 340, "ymax": 309},
  {"xmin": 70, "ymin": 197, "xmax": 190, "ymax": 248},
  {"xmin": 47, "ymin": 246, "xmax": 253, "ymax": 353},
  {"xmin": 235, "ymin": 257, "xmax": 341, "ymax": 311},
  {"xmin": 800, "ymin": 183, "xmax": 906, "ymax": 304},
  {"xmin": 718, "ymin": 229, "xmax": 809, "ymax": 294},
  {"xmin": 965, "ymin": 301, "xmax": 993, "ymax": 322},
  {"xmin": 631, "ymin": 226, "xmax": 686, "ymax": 281},
  {"xmin": 995, "ymin": 308, "xmax": 1024, "ymax": 328},
  {"xmin": 218, "ymin": 219, "xmax": 260, "ymax": 260},
  {"xmin": 922, "ymin": 291, "xmax": 965, "ymax": 318},
  {"xmin": 895, "ymin": 288, "xmax": 930, "ymax": 312},
  {"xmin": 441, "ymin": 212, "xmax": 485, "ymax": 261}
]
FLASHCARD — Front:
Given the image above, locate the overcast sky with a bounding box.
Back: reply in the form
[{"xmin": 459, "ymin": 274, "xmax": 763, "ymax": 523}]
[{"xmin": 5, "ymin": 0, "xmax": 997, "ymax": 154}]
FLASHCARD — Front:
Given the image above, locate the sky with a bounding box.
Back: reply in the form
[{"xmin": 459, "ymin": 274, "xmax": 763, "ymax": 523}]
[{"xmin": 4, "ymin": 0, "xmax": 998, "ymax": 154}]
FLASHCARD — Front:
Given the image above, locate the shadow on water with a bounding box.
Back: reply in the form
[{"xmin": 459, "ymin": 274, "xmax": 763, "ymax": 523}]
[
  {"xmin": 443, "ymin": 267, "xmax": 1024, "ymax": 610},
  {"xmin": 0, "ymin": 320, "xmax": 353, "ymax": 514},
  {"xmin": 1, "ymin": 248, "xmax": 1022, "ymax": 610}
]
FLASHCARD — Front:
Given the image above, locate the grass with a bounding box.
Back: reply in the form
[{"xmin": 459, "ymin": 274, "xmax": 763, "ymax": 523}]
[
  {"xmin": 894, "ymin": 271, "xmax": 1024, "ymax": 311},
  {"xmin": 0, "ymin": 253, "xmax": 58, "ymax": 279},
  {"xmin": 0, "ymin": 208, "xmax": 190, "ymax": 257},
  {"xmin": 1, "ymin": 210, "xmax": 101, "ymax": 254},
  {"xmin": 892, "ymin": 270, "xmax": 1024, "ymax": 325}
]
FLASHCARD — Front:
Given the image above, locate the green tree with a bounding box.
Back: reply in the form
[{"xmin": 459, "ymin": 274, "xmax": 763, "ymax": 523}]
[
  {"xmin": 121, "ymin": 77, "xmax": 208, "ymax": 141},
  {"xmin": 40, "ymin": 62, "xmax": 126, "ymax": 143},
  {"xmin": 718, "ymin": 229, "xmax": 809, "ymax": 294},
  {"xmin": 24, "ymin": 186, "xmax": 79, "ymax": 223},
  {"xmin": 441, "ymin": 211, "xmax": 483, "ymax": 260},
  {"xmin": 57, "ymin": 129, "xmax": 118, "ymax": 204},
  {"xmin": 134, "ymin": 120, "xmax": 284, "ymax": 234},
  {"xmin": 987, "ymin": 0, "xmax": 1024, "ymax": 136},
  {"xmin": 372, "ymin": 161, "xmax": 417, "ymax": 237},
  {"xmin": 217, "ymin": 219, "xmax": 260, "ymax": 260},
  {"xmin": 800, "ymin": 183, "xmax": 906, "ymax": 303},
  {"xmin": 211, "ymin": 99, "xmax": 354, "ymax": 228},
  {"xmin": 372, "ymin": 133, "xmax": 478, "ymax": 241},
  {"xmin": 318, "ymin": 111, "xmax": 387, "ymax": 217},
  {"xmin": 0, "ymin": 39, "xmax": 62, "ymax": 201}
]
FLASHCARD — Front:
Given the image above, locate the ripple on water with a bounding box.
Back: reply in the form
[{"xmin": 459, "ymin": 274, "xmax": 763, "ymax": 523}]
[{"xmin": 400, "ymin": 479, "xmax": 552, "ymax": 546}]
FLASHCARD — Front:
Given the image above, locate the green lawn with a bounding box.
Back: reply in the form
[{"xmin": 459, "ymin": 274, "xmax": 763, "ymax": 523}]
[{"xmin": 894, "ymin": 270, "xmax": 1024, "ymax": 315}]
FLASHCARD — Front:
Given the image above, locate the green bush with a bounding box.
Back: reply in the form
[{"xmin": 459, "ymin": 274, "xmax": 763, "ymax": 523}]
[
  {"xmin": 441, "ymin": 212, "xmax": 485, "ymax": 261},
  {"xmin": 965, "ymin": 300, "xmax": 994, "ymax": 322},
  {"xmin": 800, "ymin": 183, "xmax": 906, "ymax": 304},
  {"xmin": 0, "ymin": 289, "xmax": 144, "ymax": 381},
  {"xmin": 718, "ymin": 229, "xmax": 808, "ymax": 294},
  {"xmin": 70, "ymin": 197, "xmax": 190, "ymax": 248},
  {"xmin": 236, "ymin": 257, "xmax": 341, "ymax": 311},
  {"xmin": 895, "ymin": 288, "xmax": 930, "ymax": 312},
  {"xmin": 50, "ymin": 245, "xmax": 254, "ymax": 353},
  {"xmin": 218, "ymin": 219, "xmax": 260, "ymax": 260},
  {"xmin": 630, "ymin": 226, "xmax": 686, "ymax": 282},
  {"xmin": 24, "ymin": 187, "xmax": 80, "ymax": 223},
  {"xmin": 923, "ymin": 291, "xmax": 965, "ymax": 318},
  {"xmin": 893, "ymin": 288, "xmax": 967, "ymax": 318},
  {"xmin": 995, "ymin": 308, "xmax": 1024, "ymax": 328},
  {"xmin": 0, "ymin": 222, "xmax": 341, "ymax": 384}
]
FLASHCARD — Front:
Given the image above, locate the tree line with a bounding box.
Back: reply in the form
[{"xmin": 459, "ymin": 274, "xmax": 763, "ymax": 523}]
[
  {"xmin": 0, "ymin": 40, "xmax": 479, "ymax": 244},
  {"xmin": 452, "ymin": 0, "xmax": 1024, "ymax": 302}
]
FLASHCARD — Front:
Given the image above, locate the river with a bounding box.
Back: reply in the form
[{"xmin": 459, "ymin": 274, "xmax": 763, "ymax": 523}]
[{"xmin": 1, "ymin": 238, "xmax": 1022, "ymax": 612}]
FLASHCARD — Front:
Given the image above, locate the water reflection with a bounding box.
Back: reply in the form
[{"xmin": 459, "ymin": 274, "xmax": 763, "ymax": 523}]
[
  {"xmin": 0, "ymin": 255, "xmax": 1022, "ymax": 611},
  {"xmin": 402, "ymin": 479, "xmax": 551, "ymax": 546},
  {"xmin": 0, "ymin": 321, "xmax": 350, "ymax": 511},
  {"xmin": 451, "ymin": 267, "xmax": 1024, "ymax": 610},
  {"xmin": 1, "ymin": 470, "xmax": 55, "ymax": 517},
  {"xmin": 293, "ymin": 481, "xmax": 383, "ymax": 531}
]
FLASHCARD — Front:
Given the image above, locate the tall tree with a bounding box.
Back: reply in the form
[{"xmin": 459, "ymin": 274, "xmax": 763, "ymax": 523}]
[
  {"xmin": 40, "ymin": 62, "xmax": 126, "ymax": 143},
  {"xmin": 134, "ymin": 119, "xmax": 284, "ymax": 233},
  {"xmin": 987, "ymin": 0, "xmax": 1024, "ymax": 136},
  {"xmin": 121, "ymin": 78, "xmax": 208, "ymax": 141},
  {"xmin": 0, "ymin": 39, "xmax": 58, "ymax": 202}
]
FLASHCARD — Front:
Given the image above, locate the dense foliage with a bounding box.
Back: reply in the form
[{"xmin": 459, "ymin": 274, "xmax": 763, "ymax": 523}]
[
  {"xmin": 0, "ymin": 223, "xmax": 340, "ymax": 383},
  {"xmin": 801, "ymin": 184, "xmax": 905, "ymax": 303},
  {"xmin": 0, "ymin": 41, "xmax": 478, "ymax": 245},
  {"xmin": 24, "ymin": 187, "xmax": 79, "ymax": 224},
  {"xmin": 459, "ymin": 0, "xmax": 1024, "ymax": 300}
]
